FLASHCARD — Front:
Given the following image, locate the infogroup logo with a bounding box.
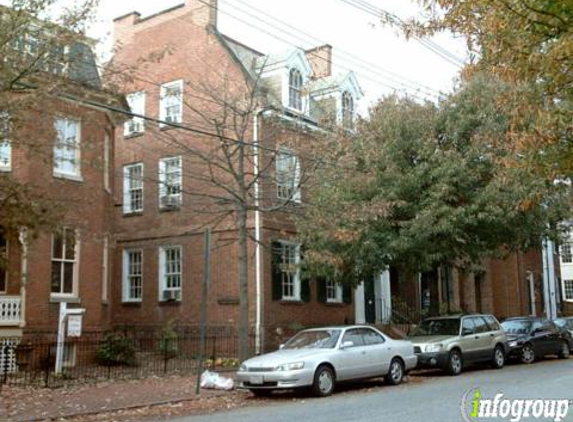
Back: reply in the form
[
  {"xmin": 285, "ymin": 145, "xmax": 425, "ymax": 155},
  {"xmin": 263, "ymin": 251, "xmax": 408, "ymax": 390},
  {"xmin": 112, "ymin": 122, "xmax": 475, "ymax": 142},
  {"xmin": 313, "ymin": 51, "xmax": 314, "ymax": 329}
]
[{"xmin": 460, "ymin": 388, "xmax": 570, "ymax": 422}]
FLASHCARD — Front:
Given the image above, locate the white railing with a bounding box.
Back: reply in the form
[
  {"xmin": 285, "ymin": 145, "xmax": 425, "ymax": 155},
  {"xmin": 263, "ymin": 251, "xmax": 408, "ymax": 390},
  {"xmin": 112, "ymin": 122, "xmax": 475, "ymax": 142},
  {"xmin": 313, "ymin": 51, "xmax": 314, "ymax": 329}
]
[{"xmin": 0, "ymin": 296, "xmax": 21, "ymax": 326}]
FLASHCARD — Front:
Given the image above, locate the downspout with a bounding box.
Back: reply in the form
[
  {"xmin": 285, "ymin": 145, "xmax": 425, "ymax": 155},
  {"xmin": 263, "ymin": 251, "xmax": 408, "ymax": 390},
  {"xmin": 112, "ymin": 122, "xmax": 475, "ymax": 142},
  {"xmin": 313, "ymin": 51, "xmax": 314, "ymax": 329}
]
[
  {"xmin": 253, "ymin": 108, "xmax": 264, "ymax": 355},
  {"xmin": 18, "ymin": 228, "xmax": 28, "ymax": 328}
]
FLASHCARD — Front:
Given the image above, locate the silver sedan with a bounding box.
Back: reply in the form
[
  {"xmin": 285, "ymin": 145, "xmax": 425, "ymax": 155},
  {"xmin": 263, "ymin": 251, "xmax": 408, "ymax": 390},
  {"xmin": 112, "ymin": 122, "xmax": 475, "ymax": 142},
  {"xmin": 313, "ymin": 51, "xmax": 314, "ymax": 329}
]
[{"xmin": 236, "ymin": 325, "xmax": 418, "ymax": 397}]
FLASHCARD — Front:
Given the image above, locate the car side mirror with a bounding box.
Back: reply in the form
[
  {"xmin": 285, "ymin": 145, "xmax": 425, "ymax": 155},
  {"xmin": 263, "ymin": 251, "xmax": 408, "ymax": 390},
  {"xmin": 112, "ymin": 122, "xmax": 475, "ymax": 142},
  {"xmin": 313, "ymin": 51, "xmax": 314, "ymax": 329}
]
[
  {"xmin": 279, "ymin": 344, "xmax": 285, "ymax": 350},
  {"xmin": 340, "ymin": 341, "xmax": 354, "ymax": 349}
]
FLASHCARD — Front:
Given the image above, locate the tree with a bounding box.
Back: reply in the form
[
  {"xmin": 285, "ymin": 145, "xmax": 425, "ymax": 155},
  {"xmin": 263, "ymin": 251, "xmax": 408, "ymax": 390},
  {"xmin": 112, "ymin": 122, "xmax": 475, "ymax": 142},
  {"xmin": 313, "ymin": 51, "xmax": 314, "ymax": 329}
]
[
  {"xmin": 296, "ymin": 74, "xmax": 570, "ymax": 313},
  {"xmin": 408, "ymin": 0, "xmax": 573, "ymax": 177},
  {"xmin": 0, "ymin": 0, "xmax": 100, "ymax": 236}
]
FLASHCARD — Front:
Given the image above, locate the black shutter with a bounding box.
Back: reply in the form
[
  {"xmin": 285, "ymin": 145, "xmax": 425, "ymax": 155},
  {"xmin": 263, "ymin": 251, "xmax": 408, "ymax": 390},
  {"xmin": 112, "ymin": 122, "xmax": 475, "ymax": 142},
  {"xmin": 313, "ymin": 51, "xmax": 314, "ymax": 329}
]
[
  {"xmin": 343, "ymin": 284, "xmax": 352, "ymax": 304},
  {"xmin": 301, "ymin": 278, "xmax": 311, "ymax": 302},
  {"xmin": 317, "ymin": 278, "xmax": 327, "ymax": 303},
  {"xmin": 271, "ymin": 242, "xmax": 282, "ymax": 301}
]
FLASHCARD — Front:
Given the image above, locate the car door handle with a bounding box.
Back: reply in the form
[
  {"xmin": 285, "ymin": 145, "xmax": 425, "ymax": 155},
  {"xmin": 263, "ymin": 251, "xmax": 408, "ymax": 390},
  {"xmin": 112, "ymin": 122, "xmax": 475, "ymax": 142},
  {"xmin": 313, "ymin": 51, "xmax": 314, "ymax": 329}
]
[
  {"xmin": 490, "ymin": 334, "xmax": 495, "ymax": 337},
  {"xmin": 474, "ymin": 336, "xmax": 480, "ymax": 340}
]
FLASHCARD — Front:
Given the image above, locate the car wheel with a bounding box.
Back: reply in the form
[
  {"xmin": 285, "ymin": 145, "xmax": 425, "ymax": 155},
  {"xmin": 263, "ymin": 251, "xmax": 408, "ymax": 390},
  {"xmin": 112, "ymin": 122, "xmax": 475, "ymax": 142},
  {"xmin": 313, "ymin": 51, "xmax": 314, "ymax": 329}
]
[
  {"xmin": 491, "ymin": 345, "xmax": 505, "ymax": 369},
  {"xmin": 385, "ymin": 358, "xmax": 404, "ymax": 386},
  {"xmin": 249, "ymin": 389, "xmax": 273, "ymax": 397},
  {"xmin": 446, "ymin": 350, "xmax": 463, "ymax": 376},
  {"xmin": 311, "ymin": 365, "xmax": 335, "ymax": 397},
  {"xmin": 557, "ymin": 341, "xmax": 570, "ymax": 359},
  {"xmin": 520, "ymin": 343, "xmax": 535, "ymax": 364}
]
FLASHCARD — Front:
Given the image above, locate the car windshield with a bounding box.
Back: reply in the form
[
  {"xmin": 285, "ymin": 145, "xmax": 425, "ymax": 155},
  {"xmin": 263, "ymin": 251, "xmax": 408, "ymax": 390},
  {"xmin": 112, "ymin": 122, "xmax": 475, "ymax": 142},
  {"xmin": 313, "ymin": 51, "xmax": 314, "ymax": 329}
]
[
  {"xmin": 410, "ymin": 319, "xmax": 460, "ymax": 336},
  {"xmin": 283, "ymin": 329, "xmax": 342, "ymax": 350},
  {"xmin": 501, "ymin": 320, "xmax": 531, "ymax": 334},
  {"xmin": 555, "ymin": 319, "xmax": 573, "ymax": 329}
]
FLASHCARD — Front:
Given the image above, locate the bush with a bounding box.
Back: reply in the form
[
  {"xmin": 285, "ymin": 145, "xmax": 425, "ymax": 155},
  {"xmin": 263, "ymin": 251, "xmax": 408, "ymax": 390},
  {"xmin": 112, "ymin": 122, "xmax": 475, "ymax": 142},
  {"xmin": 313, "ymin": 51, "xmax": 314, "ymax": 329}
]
[
  {"xmin": 157, "ymin": 323, "xmax": 178, "ymax": 360},
  {"xmin": 96, "ymin": 333, "xmax": 137, "ymax": 366}
]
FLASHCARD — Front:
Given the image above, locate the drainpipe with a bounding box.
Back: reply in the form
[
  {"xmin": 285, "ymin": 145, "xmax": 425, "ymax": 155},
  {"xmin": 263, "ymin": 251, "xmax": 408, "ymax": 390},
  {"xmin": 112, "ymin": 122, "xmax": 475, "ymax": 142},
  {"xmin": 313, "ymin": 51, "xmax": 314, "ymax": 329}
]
[
  {"xmin": 18, "ymin": 228, "xmax": 28, "ymax": 328},
  {"xmin": 253, "ymin": 108, "xmax": 265, "ymax": 355}
]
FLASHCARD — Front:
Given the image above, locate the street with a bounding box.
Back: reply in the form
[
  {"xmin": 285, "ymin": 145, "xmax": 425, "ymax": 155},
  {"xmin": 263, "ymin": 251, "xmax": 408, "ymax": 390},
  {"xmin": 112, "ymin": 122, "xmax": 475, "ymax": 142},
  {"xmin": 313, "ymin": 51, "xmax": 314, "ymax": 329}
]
[{"xmin": 169, "ymin": 359, "xmax": 573, "ymax": 422}]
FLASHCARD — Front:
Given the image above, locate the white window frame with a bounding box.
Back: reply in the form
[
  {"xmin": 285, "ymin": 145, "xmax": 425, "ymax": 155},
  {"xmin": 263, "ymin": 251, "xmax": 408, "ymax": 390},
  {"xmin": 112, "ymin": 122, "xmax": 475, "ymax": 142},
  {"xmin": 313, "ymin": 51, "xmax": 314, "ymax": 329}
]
[
  {"xmin": 326, "ymin": 280, "xmax": 343, "ymax": 303},
  {"xmin": 0, "ymin": 233, "xmax": 7, "ymax": 294},
  {"xmin": 563, "ymin": 279, "xmax": 573, "ymax": 302},
  {"xmin": 53, "ymin": 117, "xmax": 81, "ymax": 180},
  {"xmin": 561, "ymin": 243, "xmax": 572, "ymax": 264},
  {"xmin": 288, "ymin": 68, "xmax": 303, "ymax": 111},
  {"xmin": 159, "ymin": 156, "xmax": 182, "ymax": 209},
  {"xmin": 341, "ymin": 91, "xmax": 354, "ymax": 129},
  {"xmin": 0, "ymin": 112, "xmax": 11, "ymax": 172},
  {"xmin": 159, "ymin": 246, "xmax": 182, "ymax": 301},
  {"xmin": 123, "ymin": 163, "xmax": 144, "ymax": 214},
  {"xmin": 50, "ymin": 228, "xmax": 79, "ymax": 298},
  {"xmin": 103, "ymin": 134, "xmax": 111, "ymax": 193},
  {"xmin": 124, "ymin": 92, "xmax": 146, "ymax": 136},
  {"xmin": 276, "ymin": 148, "xmax": 301, "ymax": 203},
  {"xmin": 122, "ymin": 249, "xmax": 143, "ymax": 302},
  {"xmin": 101, "ymin": 235, "xmax": 109, "ymax": 303},
  {"xmin": 278, "ymin": 241, "xmax": 301, "ymax": 301},
  {"xmin": 160, "ymin": 80, "xmax": 183, "ymax": 126}
]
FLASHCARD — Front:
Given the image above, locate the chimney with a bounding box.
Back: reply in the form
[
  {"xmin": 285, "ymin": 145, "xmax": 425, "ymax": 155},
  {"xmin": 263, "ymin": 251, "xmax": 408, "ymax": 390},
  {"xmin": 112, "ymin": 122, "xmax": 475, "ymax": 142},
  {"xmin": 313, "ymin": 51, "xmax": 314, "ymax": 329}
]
[
  {"xmin": 305, "ymin": 45, "xmax": 332, "ymax": 79},
  {"xmin": 113, "ymin": 11, "xmax": 141, "ymax": 46},
  {"xmin": 186, "ymin": 0, "xmax": 217, "ymax": 29}
]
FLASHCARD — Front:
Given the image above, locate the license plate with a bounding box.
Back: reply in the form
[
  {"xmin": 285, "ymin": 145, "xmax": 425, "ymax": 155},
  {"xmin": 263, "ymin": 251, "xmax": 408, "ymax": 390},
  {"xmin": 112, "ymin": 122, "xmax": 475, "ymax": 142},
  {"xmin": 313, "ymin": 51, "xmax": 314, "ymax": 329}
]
[{"xmin": 249, "ymin": 375, "xmax": 264, "ymax": 385}]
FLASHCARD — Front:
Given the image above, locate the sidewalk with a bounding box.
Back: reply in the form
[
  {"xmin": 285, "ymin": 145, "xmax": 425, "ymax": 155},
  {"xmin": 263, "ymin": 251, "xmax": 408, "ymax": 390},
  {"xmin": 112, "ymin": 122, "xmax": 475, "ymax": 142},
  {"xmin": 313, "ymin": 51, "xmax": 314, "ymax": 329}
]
[{"xmin": 0, "ymin": 374, "xmax": 252, "ymax": 422}]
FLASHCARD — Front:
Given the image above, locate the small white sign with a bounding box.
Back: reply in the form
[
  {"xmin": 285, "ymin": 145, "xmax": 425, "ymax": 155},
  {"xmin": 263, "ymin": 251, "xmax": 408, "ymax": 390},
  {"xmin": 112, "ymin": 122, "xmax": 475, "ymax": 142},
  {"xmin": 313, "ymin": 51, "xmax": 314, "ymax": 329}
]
[{"xmin": 67, "ymin": 315, "xmax": 83, "ymax": 337}]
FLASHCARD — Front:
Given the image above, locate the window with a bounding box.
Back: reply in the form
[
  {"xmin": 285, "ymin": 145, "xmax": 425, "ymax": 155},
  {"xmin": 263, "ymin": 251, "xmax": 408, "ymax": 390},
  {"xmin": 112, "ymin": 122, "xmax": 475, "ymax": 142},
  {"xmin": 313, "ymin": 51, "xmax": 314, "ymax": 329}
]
[
  {"xmin": 276, "ymin": 149, "xmax": 301, "ymax": 202},
  {"xmin": 51, "ymin": 228, "xmax": 78, "ymax": 296},
  {"xmin": 123, "ymin": 163, "xmax": 144, "ymax": 214},
  {"xmin": 0, "ymin": 231, "xmax": 7, "ymax": 293},
  {"xmin": 124, "ymin": 92, "xmax": 145, "ymax": 136},
  {"xmin": 0, "ymin": 112, "xmax": 11, "ymax": 171},
  {"xmin": 563, "ymin": 279, "xmax": 573, "ymax": 301},
  {"xmin": 101, "ymin": 235, "xmax": 109, "ymax": 302},
  {"xmin": 288, "ymin": 68, "xmax": 303, "ymax": 110},
  {"xmin": 561, "ymin": 243, "xmax": 572, "ymax": 263},
  {"xmin": 326, "ymin": 280, "xmax": 342, "ymax": 303},
  {"xmin": 342, "ymin": 91, "xmax": 354, "ymax": 129},
  {"xmin": 54, "ymin": 117, "xmax": 81, "ymax": 178},
  {"xmin": 472, "ymin": 317, "xmax": 490, "ymax": 334},
  {"xmin": 461, "ymin": 317, "xmax": 475, "ymax": 334},
  {"xmin": 159, "ymin": 156, "xmax": 182, "ymax": 209},
  {"xmin": 103, "ymin": 134, "xmax": 111, "ymax": 192},
  {"xmin": 341, "ymin": 329, "xmax": 366, "ymax": 347},
  {"xmin": 123, "ymin": 250, "xmax": 143, "ymax": 302},
  {"xmin": 159, "ymin": 246, "xmax": 182, "ymax": 301},
  {"xmin": 362, "ymin": 328, "xmax": 385, "ymax": 345},
  {"xmin": 275, "ymin": 242, "xmax": 301, "ymax": 300},
  {"xmin": 160, "ymin": 80, "xmax": 183, "ymax": 125}
]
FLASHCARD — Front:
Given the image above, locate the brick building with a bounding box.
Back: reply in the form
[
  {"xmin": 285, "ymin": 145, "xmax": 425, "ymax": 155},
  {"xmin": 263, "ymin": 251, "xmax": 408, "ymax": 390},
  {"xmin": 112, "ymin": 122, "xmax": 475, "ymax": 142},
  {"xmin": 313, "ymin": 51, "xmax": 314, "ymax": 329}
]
[
  {"xmin": 0, "ymin": 17, "xmax": 127, "ymax": 367},
  {"xmin": 110, "ymin": 0, "xmax": 358, "ymax": 352}
]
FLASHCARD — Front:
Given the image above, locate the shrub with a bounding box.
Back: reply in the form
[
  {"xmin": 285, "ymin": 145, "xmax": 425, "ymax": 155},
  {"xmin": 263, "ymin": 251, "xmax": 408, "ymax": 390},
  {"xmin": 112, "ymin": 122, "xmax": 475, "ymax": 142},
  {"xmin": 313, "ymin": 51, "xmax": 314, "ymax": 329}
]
[
  {"xmin": 96, "ymin": 333, "xmax": 137, "ymax": 366},
  {"xmin": 157, "ymin": 323, "xmax": 178, "ymax": 360}
]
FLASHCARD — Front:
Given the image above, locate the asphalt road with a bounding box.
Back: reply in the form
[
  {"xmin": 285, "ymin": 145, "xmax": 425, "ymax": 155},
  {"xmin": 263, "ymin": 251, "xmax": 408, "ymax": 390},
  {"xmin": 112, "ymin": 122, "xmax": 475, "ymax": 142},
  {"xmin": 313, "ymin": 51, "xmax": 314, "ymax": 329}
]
[{"xmin": 169, "ymin": 358, "xmax": 573, "ymax": 422}]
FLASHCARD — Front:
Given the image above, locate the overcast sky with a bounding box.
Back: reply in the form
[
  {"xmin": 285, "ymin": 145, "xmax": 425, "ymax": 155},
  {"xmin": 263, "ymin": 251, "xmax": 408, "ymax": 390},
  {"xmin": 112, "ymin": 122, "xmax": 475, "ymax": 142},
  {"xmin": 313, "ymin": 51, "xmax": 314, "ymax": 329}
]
[{"xmin": 8, "ymin": 0, "xmax": 469, "ymax": 109}]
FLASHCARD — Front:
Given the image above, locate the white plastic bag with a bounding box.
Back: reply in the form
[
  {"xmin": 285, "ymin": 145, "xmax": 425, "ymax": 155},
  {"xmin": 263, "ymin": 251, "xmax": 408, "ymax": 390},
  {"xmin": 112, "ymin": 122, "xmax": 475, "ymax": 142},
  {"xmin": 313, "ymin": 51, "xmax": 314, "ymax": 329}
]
[{"xmin": 200, "ymin": 370, "xmax": 234, "ymax": 390}]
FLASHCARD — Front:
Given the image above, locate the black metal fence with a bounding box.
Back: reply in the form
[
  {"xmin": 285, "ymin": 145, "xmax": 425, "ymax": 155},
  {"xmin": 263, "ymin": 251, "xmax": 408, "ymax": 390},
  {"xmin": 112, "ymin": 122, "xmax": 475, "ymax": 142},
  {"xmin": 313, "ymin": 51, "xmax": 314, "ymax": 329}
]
[{"xmin": 1, "ymin": 326, "xmax": 252, "ymax": 388}]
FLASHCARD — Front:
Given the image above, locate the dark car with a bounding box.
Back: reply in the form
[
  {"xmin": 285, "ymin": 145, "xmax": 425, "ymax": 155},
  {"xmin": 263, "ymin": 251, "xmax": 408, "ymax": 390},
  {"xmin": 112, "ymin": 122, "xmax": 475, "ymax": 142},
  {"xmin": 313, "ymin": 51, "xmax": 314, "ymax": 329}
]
[
  {"xmin": 554, "ymin": 317, "xmax": 573, "ymax": 339},
  {"xmin": 501, "ymin": 317, "xmax": 572, "ymax": 364}
]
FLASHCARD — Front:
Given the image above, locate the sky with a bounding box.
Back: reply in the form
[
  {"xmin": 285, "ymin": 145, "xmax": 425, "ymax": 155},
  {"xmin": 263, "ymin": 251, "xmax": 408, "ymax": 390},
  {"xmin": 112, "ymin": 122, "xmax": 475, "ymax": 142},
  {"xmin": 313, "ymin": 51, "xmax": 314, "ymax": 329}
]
[{"xmin": 7, "ymin": 0, "xmax": 470, "ymax": 110}]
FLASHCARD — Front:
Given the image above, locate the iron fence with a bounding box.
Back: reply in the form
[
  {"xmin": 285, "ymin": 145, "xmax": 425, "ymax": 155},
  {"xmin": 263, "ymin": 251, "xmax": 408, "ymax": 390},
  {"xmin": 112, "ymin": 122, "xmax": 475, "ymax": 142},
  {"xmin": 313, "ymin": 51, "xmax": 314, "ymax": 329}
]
[{"xmin": 0, "ymin": 326, "xmax": 253, "ymax": 388}]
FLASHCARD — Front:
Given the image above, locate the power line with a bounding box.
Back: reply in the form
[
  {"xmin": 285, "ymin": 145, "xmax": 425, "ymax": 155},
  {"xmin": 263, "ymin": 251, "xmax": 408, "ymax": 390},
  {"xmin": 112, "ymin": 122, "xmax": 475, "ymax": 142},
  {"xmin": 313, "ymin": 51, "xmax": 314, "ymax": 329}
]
[
  {"xmin": 338, "ymin": 0, "xmax": 465, "ymax": 68},
  {"xmin": 223, "ymin": 0, "xmax": 443, "ymax": 98}
]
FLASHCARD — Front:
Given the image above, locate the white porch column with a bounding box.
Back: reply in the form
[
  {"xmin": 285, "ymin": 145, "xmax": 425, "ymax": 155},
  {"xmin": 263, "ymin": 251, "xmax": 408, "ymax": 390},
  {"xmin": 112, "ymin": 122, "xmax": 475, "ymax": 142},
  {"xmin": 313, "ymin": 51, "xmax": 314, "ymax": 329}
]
[{"xmin": 354, "ymin": 283, "xmax": 365, "ymax": 324}]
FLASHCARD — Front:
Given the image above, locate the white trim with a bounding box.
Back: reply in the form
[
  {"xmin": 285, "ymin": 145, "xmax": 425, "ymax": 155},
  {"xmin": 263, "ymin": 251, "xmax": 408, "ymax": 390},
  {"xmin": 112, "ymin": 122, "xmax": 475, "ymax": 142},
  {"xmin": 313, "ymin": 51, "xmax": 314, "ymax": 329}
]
[
  {"xmin": 53, "ymin": 117, "xmax": 81, "ymax": 179},
  {"xmin": 122, "ymin": 249, "xmax": 143, "ymax": 303},
  {"xmin": 50, "ymin": 228, "xmax": 80, "ymax": 299},
  {"xmin": 326, "ymin": 280, "xmax": 343, "ymax": 303},
  {"xmin": 158, "ymin": 245, "xmax": 182, "ymax": 301},
  {"xmin": 276, "ymin": 148, "xmax": 301, "ymax": 204},
  {"xmin": 277, "ymin": 240, "xmax": 301, "ymax": 301},
  {"xmin": 160, "ymin": 80, "xmax": 183, "ymax": 126},
  {"xmin": 562, "ymin": 279, "xmax": 573, "ymax": 302},
  {"xmin": 158, "ymin": 156, "xmax": 182, "ymax": 208},
  {"xmin": 123, "ymin": 163, "xmax": 144, "ymax": 214},
  {"xmin": 101, "ymin": 235, "xmax": 109, "ymax": 303},
  {"xmin": 124, "ymin": 92, "xmax": 146, "ymax": 136}
]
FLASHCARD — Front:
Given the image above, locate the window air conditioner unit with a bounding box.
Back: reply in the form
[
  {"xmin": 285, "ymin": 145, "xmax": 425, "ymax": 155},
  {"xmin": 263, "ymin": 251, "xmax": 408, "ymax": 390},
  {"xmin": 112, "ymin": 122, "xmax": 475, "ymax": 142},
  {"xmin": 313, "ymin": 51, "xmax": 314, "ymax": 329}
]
[
  {"xmin": 161, "ymin": 195, "xmax": 180, "ymax": 209},
  {"xmin": 162, "ymin": 290, "xmax": 180, "ymax": 301}
]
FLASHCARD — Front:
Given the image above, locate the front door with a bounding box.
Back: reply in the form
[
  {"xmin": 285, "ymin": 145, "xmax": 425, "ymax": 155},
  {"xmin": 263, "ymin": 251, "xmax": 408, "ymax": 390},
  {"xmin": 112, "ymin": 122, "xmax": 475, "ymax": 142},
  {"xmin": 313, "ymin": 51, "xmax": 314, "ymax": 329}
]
[{"xmin": 364, "ymin": 278, "xmax": 376, "ymax": 324}]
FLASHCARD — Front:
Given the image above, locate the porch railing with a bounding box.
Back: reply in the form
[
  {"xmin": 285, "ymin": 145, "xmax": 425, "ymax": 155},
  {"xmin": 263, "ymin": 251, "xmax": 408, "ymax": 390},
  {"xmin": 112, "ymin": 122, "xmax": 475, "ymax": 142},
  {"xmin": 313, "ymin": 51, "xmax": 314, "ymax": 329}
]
[{"xmin": 0, "ymin": 296, "xmax": 21, "ymax": 326}]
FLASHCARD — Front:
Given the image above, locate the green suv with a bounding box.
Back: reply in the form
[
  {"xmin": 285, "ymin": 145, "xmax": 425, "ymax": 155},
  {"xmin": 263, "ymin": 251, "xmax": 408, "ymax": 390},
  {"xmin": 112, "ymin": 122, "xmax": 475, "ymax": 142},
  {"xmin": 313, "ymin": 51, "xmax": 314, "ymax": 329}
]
[{"xmin": 407, "ymin": 314, "xmax": 508, "ymax": 375}]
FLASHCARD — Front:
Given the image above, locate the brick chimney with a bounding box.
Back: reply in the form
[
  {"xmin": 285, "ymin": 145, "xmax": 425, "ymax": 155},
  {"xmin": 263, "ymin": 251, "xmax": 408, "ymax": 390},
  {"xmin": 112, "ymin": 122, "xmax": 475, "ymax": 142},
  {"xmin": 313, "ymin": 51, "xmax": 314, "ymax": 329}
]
[
  {"xmin": 187, "ymin": 0, "xmax": 217, "ymax": 28},
  {"xmin": 305, "ymin": 45, "xmax": 332, "ymax": 79},
  {"xmin": 113, "ymin": 11, "xmax": 141, "ymax": 46}
]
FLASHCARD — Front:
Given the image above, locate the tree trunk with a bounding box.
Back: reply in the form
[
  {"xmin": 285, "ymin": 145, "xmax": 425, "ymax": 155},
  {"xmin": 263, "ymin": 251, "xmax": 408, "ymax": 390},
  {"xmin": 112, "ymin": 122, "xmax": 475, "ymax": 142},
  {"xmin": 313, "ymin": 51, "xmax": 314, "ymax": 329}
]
[
  {"xmin": 237, "ymin": 205, "xmax": 250, "ymax": 362},
  {"xmin": 428, "ymin": 268, "xmax": 440, "ymax": 316}
]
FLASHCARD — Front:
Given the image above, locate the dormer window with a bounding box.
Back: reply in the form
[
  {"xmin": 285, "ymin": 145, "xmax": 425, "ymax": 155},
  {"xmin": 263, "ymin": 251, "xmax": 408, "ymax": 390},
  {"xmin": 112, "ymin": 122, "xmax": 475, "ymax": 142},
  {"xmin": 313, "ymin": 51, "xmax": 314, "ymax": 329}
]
[
  {"xmin": 342, "ymin": 91, "xmax": 354, "ymax": 129},
  {"xmin": 289, "ymin": 68, "xmax": 303, "ymax": 111}
]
